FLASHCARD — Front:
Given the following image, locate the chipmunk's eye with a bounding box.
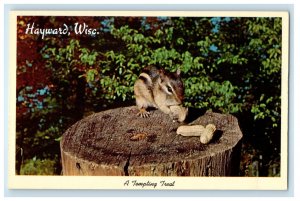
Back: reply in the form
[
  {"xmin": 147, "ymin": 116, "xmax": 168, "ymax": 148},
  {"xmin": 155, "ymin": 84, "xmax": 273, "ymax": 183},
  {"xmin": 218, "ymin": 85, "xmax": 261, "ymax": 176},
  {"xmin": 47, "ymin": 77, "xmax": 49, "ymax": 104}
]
[{"xmin": 167, "ymin": 86, "xmax": 173, "ymax": 93}]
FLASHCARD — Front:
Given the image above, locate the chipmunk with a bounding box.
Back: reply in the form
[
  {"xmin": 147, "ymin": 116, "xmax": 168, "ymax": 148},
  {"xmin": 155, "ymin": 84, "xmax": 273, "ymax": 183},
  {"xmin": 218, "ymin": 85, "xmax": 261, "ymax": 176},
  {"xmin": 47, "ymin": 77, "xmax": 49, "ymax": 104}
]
[{"xmin": 134, "ymin": 65, "xmax": 188, "ymax": 122}]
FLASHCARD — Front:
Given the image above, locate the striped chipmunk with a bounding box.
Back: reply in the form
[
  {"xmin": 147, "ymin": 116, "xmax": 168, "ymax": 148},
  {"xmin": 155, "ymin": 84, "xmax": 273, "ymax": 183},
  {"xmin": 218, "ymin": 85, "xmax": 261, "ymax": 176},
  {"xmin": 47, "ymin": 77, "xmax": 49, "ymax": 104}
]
[{"xmin": 134, "ymin": 65, "xmax": 188, "ymax": 122}]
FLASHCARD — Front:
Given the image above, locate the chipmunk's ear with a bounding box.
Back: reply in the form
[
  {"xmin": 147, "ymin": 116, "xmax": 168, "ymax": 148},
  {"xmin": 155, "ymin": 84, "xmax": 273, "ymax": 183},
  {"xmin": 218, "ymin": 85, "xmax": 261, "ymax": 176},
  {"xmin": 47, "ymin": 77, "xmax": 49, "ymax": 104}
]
[
  {"xmin": 176, "ymin": 68, "xmax": 181, "ymax": 76},
  {"xmin": 158, "ymin": 69, "xmax": 166, "ymax": 77}
]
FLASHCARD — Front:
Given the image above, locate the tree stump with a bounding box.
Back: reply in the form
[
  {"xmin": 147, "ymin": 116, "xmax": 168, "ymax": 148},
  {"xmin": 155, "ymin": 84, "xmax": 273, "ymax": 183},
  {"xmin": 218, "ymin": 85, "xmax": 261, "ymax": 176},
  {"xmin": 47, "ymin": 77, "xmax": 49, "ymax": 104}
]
[{"xmin": 60, "ymin": 106, "xmax": 243, "ymax": 176}]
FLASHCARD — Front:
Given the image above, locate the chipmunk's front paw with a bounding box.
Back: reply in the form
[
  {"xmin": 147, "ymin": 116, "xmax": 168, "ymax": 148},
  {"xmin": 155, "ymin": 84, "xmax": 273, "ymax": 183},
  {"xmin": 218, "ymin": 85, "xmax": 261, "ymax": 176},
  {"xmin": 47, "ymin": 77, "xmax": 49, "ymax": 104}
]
[{"xmin": 137, "ymin": 108, "xmax": 150, "ymax": 118}]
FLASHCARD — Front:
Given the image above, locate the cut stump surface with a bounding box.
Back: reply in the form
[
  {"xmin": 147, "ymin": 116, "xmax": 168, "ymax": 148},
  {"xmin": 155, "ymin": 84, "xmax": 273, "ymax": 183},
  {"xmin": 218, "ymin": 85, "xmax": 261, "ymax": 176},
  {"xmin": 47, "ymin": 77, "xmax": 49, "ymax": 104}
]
[{"xmin": 60, "ymin": 106, "xmax": 243, "ymax": 176}]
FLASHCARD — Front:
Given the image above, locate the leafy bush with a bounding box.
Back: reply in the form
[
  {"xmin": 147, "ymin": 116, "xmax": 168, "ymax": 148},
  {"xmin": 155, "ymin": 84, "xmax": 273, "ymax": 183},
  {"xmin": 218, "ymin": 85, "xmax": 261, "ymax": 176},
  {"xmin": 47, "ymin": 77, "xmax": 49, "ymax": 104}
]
[{"xmin": 20, "ymin": 157, "xmax": 58, "ymax": 175}]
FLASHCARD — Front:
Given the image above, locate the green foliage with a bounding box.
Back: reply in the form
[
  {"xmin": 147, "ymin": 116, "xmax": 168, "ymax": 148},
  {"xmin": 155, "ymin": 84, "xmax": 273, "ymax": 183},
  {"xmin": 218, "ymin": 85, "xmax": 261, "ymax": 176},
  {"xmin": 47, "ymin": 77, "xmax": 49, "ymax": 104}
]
[
  {"xmin": 41, "ymin": 18, "xmax": 282, "ymax": 123},
  {"xmin": 104, "ymin": 17, "xmax": 282, "ymax": 127},
  {"xmin": 20, "ymin": 157, "xmax": 57, "ymax": 175}
]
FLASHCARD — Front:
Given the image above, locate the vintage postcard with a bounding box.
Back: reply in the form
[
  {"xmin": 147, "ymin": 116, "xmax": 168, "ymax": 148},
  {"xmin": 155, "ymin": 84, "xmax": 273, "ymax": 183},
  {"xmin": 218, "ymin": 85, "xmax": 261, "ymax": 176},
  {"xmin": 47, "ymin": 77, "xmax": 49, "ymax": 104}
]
[{"xmin": 8, "ymin": 10, "xmax": 289, "ymax": 190}]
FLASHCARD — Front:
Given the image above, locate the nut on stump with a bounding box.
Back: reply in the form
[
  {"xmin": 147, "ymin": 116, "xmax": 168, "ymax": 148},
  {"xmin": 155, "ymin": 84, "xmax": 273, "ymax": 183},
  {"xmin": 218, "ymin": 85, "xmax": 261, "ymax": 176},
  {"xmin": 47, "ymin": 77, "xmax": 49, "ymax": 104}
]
[
  {"xmin": 200, "ymin": 124, "xmax": 216, "ymax": 144},
  {"xmin": 176, "ymin": 123, "xmax": 217, "ymax": 144},
  {"xmin": 176, "ymin": 125, "xmax": 205, "ymax": 136}
]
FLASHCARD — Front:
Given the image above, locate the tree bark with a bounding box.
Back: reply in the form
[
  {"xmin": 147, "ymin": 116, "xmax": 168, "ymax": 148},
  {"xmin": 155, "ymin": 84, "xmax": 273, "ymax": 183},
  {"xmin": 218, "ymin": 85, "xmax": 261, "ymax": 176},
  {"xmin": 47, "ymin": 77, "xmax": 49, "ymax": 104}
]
[{"xmin": 60, "ymin": 106, "xmax": 243, "ymax": 176}]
